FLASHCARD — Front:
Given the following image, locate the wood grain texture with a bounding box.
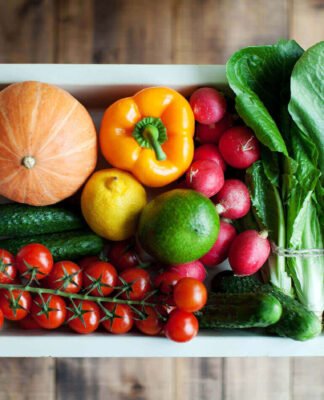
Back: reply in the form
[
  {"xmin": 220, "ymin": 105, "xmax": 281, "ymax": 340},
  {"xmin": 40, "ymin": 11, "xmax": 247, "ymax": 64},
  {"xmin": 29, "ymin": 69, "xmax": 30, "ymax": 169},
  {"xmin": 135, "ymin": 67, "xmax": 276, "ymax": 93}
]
[
  {"xmin": 93, "ymin": 0, "xmax": 173, "ymax": 63},
  {"xmin": 56, "ymin": 358, "xmax": 175, "ymax": 400},
  {"xmin": 223, "ymin": 358, "xmax": 291, "ymax": 400},
  {"xmin": 0, "ymin": 0, "xmax": 55, "ymax": 63},
  {"xmin": 0, "ymin": 358, "xmax": 55, "ymax": 400},
  {"xmin": 292, "ymin": 358, "xmax": 324, "ymax": 400},
  {"xmin": 172, "ymin": 0, "xmax": 289, "ymax": 63},
  {"xmin": 175, "ymin": 358, "xmax": 223, "ymax": 400},
  {"xmin": 290, "ymin": 0, "xmax": 324, "ymax": 49},
  {"xmin": 56, "ymin": 0, "xmax": 94, "ymax": 63}
]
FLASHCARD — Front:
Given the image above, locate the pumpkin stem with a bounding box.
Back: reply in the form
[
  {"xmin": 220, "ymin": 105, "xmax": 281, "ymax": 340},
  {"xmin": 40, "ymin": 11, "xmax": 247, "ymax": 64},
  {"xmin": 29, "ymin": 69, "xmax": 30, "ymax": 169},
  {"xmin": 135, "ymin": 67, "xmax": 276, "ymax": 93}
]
[{"xmin": 22, "ymin": 156, "xmax": 36, "ymax": 169}]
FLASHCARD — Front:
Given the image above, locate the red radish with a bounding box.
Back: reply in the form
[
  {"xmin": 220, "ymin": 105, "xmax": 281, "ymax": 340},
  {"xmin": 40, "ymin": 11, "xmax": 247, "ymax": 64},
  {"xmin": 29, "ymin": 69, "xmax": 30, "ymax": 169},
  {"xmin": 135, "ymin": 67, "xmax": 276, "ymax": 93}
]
[
  {"xmin": 196, "ymin": 113, "xmax": 233, "ymax": 144},
  {"xmin": 219, "ymin": 126, "xmax": 260, "ymax": 169},
  {"xmin": 193, "ymin": 144, "xmax": 227, "ymax": 171},
  {"xmin": 190, "ymin": 87, "xmax": 227, "ymax": 125},
  {"xmin": 200, "ymin": 220, "xmax": 237, "ymax": 267},
  {"xmin": 186, "ymin": 160, "xmax": 224, "ymax": 198},
  {"xmin": 168, "ymin": 260, "xmax": 206, "ymax": 282},
  {"xmin": 228, "ymin": 230, "xmax": 271, "ymax": 276},
  {"xmin": 214, "ymin": 179, "xmax": 250, "ymax": 219}
]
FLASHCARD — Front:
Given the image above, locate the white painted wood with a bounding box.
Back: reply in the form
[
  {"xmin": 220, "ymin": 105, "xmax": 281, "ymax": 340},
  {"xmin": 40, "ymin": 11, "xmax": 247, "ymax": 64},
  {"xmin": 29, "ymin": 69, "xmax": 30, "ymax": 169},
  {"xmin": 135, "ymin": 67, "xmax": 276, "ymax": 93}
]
[
  {"xmin": 1, "ymin": 328, "xmax": 323, "ymax": 357},
  {"xmin": 0, "ymin": 64, "xmax": 322, "ymax": 358}
]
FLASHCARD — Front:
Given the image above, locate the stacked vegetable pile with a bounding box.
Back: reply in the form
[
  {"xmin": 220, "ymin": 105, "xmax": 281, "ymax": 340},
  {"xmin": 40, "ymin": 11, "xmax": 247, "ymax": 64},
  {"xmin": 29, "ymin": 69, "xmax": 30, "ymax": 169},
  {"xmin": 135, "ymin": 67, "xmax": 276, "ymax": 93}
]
[{"xmin": 0, "ymin": 39, "xmax": 322, "ymax": 343}]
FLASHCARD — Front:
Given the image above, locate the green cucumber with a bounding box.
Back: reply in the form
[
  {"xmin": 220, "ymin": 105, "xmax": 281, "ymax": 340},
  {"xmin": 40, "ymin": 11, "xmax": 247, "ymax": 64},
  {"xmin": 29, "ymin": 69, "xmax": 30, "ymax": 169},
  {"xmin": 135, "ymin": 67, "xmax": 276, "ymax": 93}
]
[
  {"xmin": 214, "ymin": 273, "xmax": 322, "ymax": 341},
  {"xmin": 199, "ymin": 292, "xmax": 282, "ymax": 329},
  {"xmin": 0, "ymin": 204, "xmax": 85, "ymax": 238},
  {"xmin": 0, "ymin": 230, "xmax": 104, "ymax": 261}
]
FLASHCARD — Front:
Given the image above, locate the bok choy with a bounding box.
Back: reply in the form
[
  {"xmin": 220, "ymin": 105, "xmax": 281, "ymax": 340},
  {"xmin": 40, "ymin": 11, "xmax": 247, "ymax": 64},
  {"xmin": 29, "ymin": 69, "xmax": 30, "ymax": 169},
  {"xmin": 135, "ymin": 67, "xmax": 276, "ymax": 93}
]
[{"xmin": 226, "ymin": 40, "xmax": 324, "ymax": 317}]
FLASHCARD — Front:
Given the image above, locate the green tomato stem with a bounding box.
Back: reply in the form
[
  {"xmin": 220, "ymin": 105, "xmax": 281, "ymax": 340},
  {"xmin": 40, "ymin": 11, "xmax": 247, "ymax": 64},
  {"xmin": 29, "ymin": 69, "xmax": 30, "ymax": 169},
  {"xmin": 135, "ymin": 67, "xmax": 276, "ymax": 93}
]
[{"xmin": 0, "ymin": 283, "xmax": 158, "ymax": 308}]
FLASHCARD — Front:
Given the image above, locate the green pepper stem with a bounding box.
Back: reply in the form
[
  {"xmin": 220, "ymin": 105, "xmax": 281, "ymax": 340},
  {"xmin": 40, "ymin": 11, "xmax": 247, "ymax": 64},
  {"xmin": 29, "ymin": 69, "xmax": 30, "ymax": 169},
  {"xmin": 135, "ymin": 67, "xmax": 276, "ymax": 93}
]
[
  {"xmin": 142, "ymin": 125, "xmax": 167, "ymax": 161},
  {"xmin": 132, "ymin": 116, "xmax": 168, "ymax": 161}
]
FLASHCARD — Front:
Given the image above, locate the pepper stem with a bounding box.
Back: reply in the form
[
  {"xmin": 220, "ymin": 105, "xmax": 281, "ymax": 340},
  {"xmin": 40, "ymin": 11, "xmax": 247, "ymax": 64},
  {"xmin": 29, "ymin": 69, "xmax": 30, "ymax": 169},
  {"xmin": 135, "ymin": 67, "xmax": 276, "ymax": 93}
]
[
  {"xmin": 142, "ymin": 124, "xmax": 166, "ymax": 161},
  {"xmin": 132, "ymin": 116, "xmax": 168, "ymax": 161}
]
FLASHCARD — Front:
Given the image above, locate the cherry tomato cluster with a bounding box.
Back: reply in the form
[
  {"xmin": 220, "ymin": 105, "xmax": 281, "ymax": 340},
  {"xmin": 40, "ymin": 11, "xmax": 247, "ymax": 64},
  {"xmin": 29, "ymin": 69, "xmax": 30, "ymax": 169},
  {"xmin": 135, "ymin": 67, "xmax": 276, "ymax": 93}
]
[{"xmin": 0, "ymin": 241, "xmax": 207, "ymax": 342}]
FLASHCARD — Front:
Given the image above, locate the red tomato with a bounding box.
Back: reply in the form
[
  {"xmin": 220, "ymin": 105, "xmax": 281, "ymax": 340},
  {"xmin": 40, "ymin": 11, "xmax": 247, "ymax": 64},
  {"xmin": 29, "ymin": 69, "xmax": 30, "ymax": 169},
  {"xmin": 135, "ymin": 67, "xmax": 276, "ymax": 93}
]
[
  {"xmin": 101, "ymin": 303, "xmax": 134, "ymax": 334},
  {"xmin": 16, "ymin": 243, "xmax": 53, "ymax": 282},
  {"xmin": 83, "ymin": 261, "xmax": 118, "ymax": 296},
  {"xmin": 78, "ymin": 256, "xmax": 100, "ymax": 270},
  {"xmin": 173, "ymin": 278, "xmax": 207, "ymax": 312},
  {"xmin": 119, "ymin": 268, "xmax": 151, "ymax": 300},
  {"xmin": 0, "ymin": 308, "xmax": 3, "ymax": 330},
  {"xmin": 0, "ymin": 249, "xmax": 17, "ymax": 284},
  {"xmin": 19, "ymin": 315, "xmax": 41, "ymax": 330},
  {"xmin": 135, "ymin": 306, "xmax": 164, "ymax": 336},
  {"xmin": 165, "ymin": 309, "xmax": 199, "ymax": 342},
  {"xmin": 46, "ymin": 261, "xmax": 82, "ymax": 293},
  {"xmin": 67, "ymin": 300, "xmax": 100, "ymax": 334},
  {"xmin": 0, "ymin": 289, "xmax": 32, "ymax": 320},
  {"xmin": 109, "ymin": 241, "xmax": 139, "ymax": 272},
  {"xmin": 154, "ymin": 271, "xmax": 182, "ymax": 295},
  {"xmin": 31, "ymin": 293, "xmax": 66, "ymax": 330}
]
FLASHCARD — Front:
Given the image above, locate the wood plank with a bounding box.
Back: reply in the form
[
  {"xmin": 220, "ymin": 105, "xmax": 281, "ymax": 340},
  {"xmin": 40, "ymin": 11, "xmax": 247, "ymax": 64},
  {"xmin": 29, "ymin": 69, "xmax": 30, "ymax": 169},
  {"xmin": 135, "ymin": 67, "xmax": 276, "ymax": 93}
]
[
  {"xmin": 172, "ymin": 0, "xmax": 289, "ymax": 64},
  {"xmin": 93, "ymin": 0, "xmax": 173, "ymax": 63},
  {"xmin": 56, "ymin": 0, "xmax": 94, "ymax": 63},
  {"xmin": 0, "ymin": 358, "xmax": 55, "ymax": 400},
  {"xmin": 290, "ymin": 0, "xmax": 324, "ymax": 49},
  {"xmin": 0, "ymin": 0, "xmax": 55, "ymax": 63},
  {"xmin": 223, "ymin": 358, "xmax": 291, "ymax": 400},
  {"xmin": 175, "ymin": 358, "xmax": 223, "ymax": 400},
  {"xmin": 292, "ymin": 357, "xmax": 324, "ymax": 400},
  {"xmin": 56, "ymin": 358, "xmax": 175, "ymax": 400}
]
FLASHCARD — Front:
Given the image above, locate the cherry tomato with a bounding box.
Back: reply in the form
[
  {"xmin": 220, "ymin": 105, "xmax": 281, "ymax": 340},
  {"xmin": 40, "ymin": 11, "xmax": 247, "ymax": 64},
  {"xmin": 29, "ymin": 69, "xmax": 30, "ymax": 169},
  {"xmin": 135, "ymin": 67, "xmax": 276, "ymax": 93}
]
[
  {"xmin": 154, "ymin": 271, "xmax": 182, "ymax": 295},
  {"xmin": 67, "ymin": 300, "xmax": 100, "ymax": 334},
  {"xmin": 16, "ymin": 243, "xmax": 53, "ymax": 282},
  {"xmin": 0, "ymin": 289, "xmax": 32, "ymax": 320},
  {"xmin": 119, "ymin": 268, "xmax": 151, "ymax": 301},
  {"xmin": 19, "ymin": 315, "xmax": 41, "ymax": 330},
  {"xmin": 0, "ymin": 308, "xmax": 3, "ymax": 330},
  {"xmin": 101, "ymin": 303, "xmax": 134, "ymax": 334},
  {"xmin": 31, "ymin": 293, "xmax": 66, "ymax": 330},
  {"xmin": 109, "ymin": 241, "xmax": 140, "ymax": 272},
  {"xmin": 46, "ymin": 261, "xmax": 82, "ymax": 293},
  {"xmin": 135, "ymin": 306, "xmax": 164, "ymax": 336},
  {"xmin": 165, "ymin": 309, "xmax": 199, "ymax": 343},
  {"xmin": 83, "ymin": 261, "xmax": 117, "ymax": 296},
  {"xmin": 78, "ymin": 256, "xmax": 100, "ymax": 270},
  {"xmin": 173, "ymin": 278, "xmax": 207, "ymax": 312},
  {"xmin": 0, "ymin": 249, "xmax": 17, "ymax": 284}
]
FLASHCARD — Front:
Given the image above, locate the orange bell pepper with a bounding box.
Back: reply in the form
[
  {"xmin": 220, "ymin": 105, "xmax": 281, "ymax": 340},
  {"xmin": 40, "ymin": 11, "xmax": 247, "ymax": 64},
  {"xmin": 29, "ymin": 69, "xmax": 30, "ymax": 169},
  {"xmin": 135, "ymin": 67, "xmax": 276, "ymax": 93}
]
[{"xmin": 100, "ymin": 87, "xmax": 195, "ymax": 187}]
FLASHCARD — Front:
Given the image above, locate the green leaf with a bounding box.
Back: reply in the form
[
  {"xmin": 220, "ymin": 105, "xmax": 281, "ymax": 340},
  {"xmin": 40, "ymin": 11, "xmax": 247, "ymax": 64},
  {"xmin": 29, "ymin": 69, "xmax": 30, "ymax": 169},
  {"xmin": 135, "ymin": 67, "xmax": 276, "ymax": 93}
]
[
  {"xmin": 246, "ymin": 162, "xmax": 291, "ymax": 294},
  {"xmin": 288, "ymin": 41, "xmax": 324, "ymax": 175},
  {"xmin": 226, "ymin": 39, "xmax": 304, "ymax": 155}
]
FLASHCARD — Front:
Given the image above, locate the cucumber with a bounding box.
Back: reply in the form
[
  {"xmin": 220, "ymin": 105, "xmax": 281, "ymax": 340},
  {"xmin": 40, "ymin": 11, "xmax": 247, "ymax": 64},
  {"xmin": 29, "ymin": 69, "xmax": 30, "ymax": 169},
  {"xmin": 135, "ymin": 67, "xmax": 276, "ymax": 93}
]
[
  {"xmin": 199, "ymin": 292, "xmax": 282, "ymax": 329},
  {"xmin": 213, "ymin": 273, "xmax": 322, "ymax": 341},
  {"xmin": 0, "ymin": 204, "xmax": 85, "ymax": 238},
  {"xmin": 0, "ymin": 230, "xmax": 104, "ymax": 261}
]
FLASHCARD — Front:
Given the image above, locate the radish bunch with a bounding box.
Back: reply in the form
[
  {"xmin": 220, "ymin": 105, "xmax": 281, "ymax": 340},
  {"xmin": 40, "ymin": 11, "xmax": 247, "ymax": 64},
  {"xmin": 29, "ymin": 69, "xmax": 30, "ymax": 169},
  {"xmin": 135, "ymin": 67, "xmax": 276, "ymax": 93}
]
[{"xmin": 181, "ymin": 87, "xmax": 270, "ymax": 276}]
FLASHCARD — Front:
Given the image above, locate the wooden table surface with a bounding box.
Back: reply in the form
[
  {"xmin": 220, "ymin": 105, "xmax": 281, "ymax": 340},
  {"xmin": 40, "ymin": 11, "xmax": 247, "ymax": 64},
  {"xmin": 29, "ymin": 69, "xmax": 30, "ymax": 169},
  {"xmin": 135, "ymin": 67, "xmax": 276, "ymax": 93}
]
[{"xmin": 0, "ymin": 1, "xmax": 323, "ymax": 399}]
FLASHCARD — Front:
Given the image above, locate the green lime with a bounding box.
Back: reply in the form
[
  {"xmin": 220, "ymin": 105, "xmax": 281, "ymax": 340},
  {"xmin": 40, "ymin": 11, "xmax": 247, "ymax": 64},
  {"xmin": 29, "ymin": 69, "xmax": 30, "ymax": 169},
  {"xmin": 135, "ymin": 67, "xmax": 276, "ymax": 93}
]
[{"xmin": 137, "ymin": 189, "xmax": 219, "ymax": 264}]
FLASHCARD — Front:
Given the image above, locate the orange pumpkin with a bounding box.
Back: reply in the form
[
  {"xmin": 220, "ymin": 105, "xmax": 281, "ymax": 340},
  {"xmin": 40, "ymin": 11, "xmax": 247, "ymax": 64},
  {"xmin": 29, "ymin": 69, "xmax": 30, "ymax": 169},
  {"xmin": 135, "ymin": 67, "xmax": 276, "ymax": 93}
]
[{"xmin": 0, "ymin": 81, "xmax": 97, "ymax": 206}]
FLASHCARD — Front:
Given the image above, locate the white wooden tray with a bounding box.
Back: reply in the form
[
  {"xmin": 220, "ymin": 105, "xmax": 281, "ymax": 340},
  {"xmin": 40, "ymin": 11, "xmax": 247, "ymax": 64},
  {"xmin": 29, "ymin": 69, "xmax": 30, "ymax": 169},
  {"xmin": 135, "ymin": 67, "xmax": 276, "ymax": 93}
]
[{"xmin": 0, "ymin": 64, "xmax": 322, "ymax": 357}]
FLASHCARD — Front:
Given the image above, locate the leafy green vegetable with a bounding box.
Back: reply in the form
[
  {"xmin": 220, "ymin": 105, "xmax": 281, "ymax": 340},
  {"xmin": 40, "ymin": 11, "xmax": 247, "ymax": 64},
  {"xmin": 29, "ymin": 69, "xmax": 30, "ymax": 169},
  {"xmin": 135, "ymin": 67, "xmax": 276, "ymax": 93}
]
[
  {"xmin": 226, "ymin": 39, "xmax": 303, "ymax": 156},
  {"xmin": 246, "ymin": 161, "xmax": 291, "ymax": 294},
  {"xmin": 289, "ymin": 41, "xmax": 324, "ymax": 175},
  {"xmin": 226, "ymin": 39, "xmax": 324, "ymax": 317}
]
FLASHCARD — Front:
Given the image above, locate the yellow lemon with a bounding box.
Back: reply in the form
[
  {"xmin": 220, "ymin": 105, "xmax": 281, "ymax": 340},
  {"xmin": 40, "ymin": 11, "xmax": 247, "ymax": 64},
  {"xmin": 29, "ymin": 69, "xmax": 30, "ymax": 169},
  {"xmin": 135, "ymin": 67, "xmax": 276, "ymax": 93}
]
[{"xmin": 81, "ymin": 169, "xmax": 147, "ymax": 241}]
